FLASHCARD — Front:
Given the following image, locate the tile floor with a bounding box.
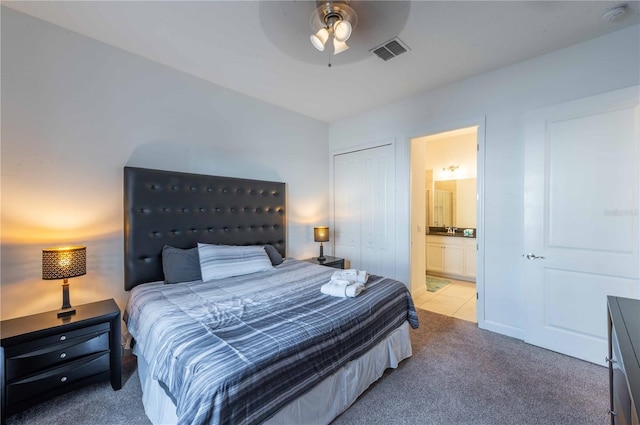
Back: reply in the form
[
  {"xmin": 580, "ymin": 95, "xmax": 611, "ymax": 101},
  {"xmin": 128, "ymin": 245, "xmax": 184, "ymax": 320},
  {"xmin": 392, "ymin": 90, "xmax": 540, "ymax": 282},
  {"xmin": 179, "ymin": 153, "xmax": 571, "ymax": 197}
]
[{"xmin": 412, "ymin": 275, "xmax": 477, "ymax": 322}]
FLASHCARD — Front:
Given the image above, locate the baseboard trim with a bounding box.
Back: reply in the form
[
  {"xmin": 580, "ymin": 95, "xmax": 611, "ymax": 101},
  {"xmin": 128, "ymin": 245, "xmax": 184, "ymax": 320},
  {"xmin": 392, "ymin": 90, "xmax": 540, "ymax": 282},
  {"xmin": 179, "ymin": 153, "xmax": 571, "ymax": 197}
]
[
  {"xmin": 479, "ymin": 319, "xmax": 524, "ymax": 340},
  {"xmin": 426, "ymin": 271, "xmax": 475, "ymax": 283}
]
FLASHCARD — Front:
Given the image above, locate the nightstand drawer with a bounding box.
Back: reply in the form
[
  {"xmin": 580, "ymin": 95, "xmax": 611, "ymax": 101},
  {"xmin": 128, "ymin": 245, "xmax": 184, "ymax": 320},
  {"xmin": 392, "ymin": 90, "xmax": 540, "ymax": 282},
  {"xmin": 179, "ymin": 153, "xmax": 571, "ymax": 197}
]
[
  {"xmin": 5, "ymin": 322, "xmax": 109, "ymax": 353},
  {"xmin": 5, "ymin": 330, "xmax": 109, "ymax": 381},
  {"xmin": 324, "ymin": 260, "xmax": 345, "ymax": 269},
  {"xmin": 6, "ymin": 351, "xmax": 110, "ymax": 406}
]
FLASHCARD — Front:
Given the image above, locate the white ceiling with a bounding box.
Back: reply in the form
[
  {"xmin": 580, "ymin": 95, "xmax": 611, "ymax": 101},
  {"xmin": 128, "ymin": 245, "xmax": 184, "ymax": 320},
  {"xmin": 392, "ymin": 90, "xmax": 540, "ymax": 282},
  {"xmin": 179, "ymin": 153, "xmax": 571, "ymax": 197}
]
[{"xmin": 4, "ymin": 1, "xmax": 639, "ymax": 123}]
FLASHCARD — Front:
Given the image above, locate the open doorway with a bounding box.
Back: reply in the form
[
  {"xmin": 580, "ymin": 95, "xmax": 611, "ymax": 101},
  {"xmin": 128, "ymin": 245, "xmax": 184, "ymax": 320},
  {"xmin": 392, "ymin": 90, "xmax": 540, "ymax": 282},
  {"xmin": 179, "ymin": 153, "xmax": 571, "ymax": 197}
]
[{"xmin": 410, "ymin": 126, "xmax": 481, "ymax": 323}]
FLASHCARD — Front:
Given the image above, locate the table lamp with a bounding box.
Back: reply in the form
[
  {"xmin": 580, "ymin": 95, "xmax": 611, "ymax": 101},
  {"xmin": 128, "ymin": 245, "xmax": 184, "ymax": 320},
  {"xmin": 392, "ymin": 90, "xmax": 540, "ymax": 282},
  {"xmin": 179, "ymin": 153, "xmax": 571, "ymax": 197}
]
[
  {"xmin": 42, "ymin": 246, "xmax": 86, "ymax": 318},
  {"xmin": 313, "ymin": 226, "xmax": 329, "ymax": 262}
]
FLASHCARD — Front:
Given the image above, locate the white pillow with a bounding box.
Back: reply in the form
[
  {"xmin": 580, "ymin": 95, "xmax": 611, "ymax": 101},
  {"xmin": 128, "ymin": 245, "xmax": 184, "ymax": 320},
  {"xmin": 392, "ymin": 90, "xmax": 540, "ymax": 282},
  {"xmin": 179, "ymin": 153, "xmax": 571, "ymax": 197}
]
[{"xmin": 198, "ymin": 243, "xmax": 273, "ymax": 281}]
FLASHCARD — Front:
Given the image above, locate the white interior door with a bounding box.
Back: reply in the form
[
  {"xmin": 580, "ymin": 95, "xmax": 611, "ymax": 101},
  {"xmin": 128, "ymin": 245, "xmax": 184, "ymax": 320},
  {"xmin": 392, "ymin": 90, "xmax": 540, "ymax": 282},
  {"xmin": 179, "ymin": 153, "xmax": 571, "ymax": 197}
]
[
  {"xmin": 524, "ymin": 86, "xmax": 639, "ymax": 365},
  {"xmin": 334, "ymin": 144, "xmax": 396, "ymax": 279}
]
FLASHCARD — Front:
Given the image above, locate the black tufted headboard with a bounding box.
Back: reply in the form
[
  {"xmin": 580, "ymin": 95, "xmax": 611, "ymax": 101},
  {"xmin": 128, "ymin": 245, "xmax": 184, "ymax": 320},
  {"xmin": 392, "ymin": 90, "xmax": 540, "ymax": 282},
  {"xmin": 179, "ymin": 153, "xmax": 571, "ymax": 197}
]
[{"xmin": 124, "ymin": 166, "xmax": 286, "ymax": 290}]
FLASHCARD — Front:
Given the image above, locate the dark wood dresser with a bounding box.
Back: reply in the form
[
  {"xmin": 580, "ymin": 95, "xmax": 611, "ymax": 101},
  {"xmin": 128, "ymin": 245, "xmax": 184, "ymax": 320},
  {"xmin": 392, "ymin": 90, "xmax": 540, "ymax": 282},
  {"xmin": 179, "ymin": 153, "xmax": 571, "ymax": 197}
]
[
  {"xmin": 0, "ymin": 299, "xmax": 122, "ymax": 423},
  {"xmin": 607, "ymin": 296, "xmax": 639, "ymax": 425}
]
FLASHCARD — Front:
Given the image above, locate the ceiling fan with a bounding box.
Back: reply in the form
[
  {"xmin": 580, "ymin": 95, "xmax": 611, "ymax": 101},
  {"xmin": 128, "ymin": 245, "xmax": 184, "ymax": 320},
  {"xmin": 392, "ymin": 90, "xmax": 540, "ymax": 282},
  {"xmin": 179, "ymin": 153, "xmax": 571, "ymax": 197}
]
[
  {"xmin": 309, "ymin": 1, "xmax": 358, "ymax": 55},
  {"xmin": 259, "ymin": 1, "xmax": 411, "ymax": 66}
]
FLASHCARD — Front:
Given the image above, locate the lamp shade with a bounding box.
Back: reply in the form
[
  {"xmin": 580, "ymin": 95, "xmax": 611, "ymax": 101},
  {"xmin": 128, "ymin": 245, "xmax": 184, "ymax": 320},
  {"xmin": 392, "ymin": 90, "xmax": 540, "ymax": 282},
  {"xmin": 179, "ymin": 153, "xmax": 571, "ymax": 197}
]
[
  {"xmin": 314, "ymin": 226, "xmax": 330, "ymax": 242},
  {"xmin": 42, "ymin": 246, "xmax": 87, "ymax": 280}
]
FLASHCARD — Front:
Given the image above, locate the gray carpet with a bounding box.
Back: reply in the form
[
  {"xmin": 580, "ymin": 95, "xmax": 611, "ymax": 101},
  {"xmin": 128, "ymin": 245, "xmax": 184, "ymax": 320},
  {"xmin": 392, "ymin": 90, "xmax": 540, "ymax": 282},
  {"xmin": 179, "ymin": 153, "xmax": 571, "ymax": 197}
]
[
  {"xmin": 6, "ymin": 348, "xmax": 151, "ymax": 425},
  {"xmin": 333, "ymin": 309, "xmax": 608, "ymax": 425},
  {"xmin": 7, "ymin": 309, "xmax": 608, "ymax": 425}
]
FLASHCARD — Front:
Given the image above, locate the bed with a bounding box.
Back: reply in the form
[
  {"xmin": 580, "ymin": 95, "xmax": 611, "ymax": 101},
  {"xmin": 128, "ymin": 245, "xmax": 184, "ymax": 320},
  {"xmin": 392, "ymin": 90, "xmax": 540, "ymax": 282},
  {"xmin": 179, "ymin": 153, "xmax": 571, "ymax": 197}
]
[{"xmin": 122, "ymin": 166, "xmax": 418, "ymax": 425}]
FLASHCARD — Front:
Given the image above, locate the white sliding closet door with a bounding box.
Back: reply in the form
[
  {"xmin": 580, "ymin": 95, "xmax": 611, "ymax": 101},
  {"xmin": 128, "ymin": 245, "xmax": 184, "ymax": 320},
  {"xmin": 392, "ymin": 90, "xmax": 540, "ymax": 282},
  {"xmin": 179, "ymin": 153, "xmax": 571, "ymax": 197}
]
[{"xmin": 333, "ymin": 144, "xmax": 396, "ymax": 279}]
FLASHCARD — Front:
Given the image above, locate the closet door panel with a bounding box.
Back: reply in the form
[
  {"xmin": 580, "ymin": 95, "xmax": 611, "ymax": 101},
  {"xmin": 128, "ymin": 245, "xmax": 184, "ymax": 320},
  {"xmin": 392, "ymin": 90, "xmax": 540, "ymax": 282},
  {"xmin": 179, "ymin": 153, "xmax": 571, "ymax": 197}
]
[
  {"xmin": 334, "ymin": 153, "xmax": 362, "ymax": 268},
  {"xmin": 333, "ymin": 144, "xmax": 395, "ymax": 279},
  {"xmin": 360, "ymin": 146, "xmax": 395, "ymax": 278}
]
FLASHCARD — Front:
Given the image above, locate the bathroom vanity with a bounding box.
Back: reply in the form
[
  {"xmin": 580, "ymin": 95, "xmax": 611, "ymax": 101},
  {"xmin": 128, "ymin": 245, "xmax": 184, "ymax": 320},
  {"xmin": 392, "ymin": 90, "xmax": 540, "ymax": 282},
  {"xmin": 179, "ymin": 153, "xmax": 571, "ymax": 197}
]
[{"xmin": 426, "ymin": 229, "xmax": 476, "ymax": 281}]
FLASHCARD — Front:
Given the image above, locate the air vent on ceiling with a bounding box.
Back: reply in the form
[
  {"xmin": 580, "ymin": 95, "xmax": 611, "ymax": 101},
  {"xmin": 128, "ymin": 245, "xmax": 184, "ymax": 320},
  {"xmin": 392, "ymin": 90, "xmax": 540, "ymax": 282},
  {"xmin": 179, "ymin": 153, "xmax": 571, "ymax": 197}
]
[{"xmin": 370, "ymin": 38, "xmax": 410, "ymax": 61}]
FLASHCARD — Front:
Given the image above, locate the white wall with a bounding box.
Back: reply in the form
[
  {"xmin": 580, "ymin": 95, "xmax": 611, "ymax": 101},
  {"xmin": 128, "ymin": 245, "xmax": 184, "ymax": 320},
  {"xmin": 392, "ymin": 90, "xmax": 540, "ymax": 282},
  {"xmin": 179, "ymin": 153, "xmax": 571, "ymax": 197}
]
[
  {"xmin": 423, "ymin": 131, "xmax": 477, "ymax": 181},
  {"xmin": 329, "ymin": 25, "xmax": 640, "ymax": 338},
  {"xmin": 456, "ymin": 178, "xmax": 477, "ymax": 229},
  {"xmin": 0, "ymin": 8, "xmax": 329, "ymax": 320}
]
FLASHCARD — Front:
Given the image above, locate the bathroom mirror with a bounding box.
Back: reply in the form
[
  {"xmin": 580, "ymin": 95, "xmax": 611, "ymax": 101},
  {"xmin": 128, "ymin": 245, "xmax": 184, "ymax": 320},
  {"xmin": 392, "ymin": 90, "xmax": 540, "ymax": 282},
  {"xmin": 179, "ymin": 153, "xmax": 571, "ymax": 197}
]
[
  {"xmin": 427, "ymin": 178, "xmax": 477, "ymax": 228},
  {"xmin": 433, "ymin": 189, "xmax": 453, "ymax": 227}
]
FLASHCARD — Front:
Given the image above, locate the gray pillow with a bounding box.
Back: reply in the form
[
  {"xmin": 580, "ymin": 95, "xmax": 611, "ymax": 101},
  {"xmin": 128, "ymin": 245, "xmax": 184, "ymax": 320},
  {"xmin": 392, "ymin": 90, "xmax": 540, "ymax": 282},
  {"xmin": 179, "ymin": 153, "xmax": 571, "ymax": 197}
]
[
  {"xmin": 162, "ymin": 245, "xmax": 202, "ymax": 284},
  {"xmin": 264, "ymin": 245, "xmax": 284, "ymax": 266}
]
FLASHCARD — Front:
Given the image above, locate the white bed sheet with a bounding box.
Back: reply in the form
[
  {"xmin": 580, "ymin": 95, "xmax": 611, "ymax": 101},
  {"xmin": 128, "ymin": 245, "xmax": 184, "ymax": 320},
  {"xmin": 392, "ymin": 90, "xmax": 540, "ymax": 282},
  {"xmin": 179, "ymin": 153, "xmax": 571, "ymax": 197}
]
[{"xmin": 134, "ymin": 321, "xmax": 412, "ymax": 425}]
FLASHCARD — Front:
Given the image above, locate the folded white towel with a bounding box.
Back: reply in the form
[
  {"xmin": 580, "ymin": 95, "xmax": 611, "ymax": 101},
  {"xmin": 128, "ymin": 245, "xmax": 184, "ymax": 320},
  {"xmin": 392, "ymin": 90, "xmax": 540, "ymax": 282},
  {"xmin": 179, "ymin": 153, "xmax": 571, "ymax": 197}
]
[
  {"xmin": 355, "ymin": 270, "xmax": 369, "ymax": 283},
  {"xmin": 345, "ymin": 282, "xmax": 365, "ymax": 297},
  {"xmin": 340, "ymin": 269, "xmax": 358, "ymax": 277},
  {"xmin": 320, "ymin": 279, "xmax": 365, "ymax": 298},
  {"xmin": 331, "ymin": 269, "xmax": 369, "ymax": 284}
]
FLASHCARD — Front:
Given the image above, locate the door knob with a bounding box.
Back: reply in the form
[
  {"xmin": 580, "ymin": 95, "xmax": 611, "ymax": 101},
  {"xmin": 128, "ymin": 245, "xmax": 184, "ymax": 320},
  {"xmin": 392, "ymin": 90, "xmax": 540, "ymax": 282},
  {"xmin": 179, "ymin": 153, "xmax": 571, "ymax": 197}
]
[{"xmin": 523, "ymin": 253, "xmax": 545, "ymax": 260}]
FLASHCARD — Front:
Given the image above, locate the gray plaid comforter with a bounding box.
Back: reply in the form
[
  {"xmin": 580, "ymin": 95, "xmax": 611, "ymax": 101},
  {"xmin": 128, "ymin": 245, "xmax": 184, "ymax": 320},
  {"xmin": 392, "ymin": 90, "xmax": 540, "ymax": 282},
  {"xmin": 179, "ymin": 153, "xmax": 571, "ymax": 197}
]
[{"xmin": 125, "ymin": 259, "xmax": 419, "ymax": 425}]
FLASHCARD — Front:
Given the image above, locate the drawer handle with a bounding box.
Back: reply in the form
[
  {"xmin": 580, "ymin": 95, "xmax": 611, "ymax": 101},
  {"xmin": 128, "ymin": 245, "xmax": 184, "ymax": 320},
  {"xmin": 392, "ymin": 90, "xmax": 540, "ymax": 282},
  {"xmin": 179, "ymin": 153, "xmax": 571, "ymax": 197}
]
[
  {"xmin": 605, "ymin": 356, "xmax": 616, "ymax": 364},
  {"xmin": 60, "ymin": 352, "xmax": 67, "ymax": 359},
  {"xmin": 608, "ymin": 409, "xmax": 617, "ymax": 417},
  {"xmin": 60, "ymin": 376, "xmax": 68, "ymax": 383},
  {"xmin": 59, "ymin": 335, "xmax": 67, "ymax": 341}
]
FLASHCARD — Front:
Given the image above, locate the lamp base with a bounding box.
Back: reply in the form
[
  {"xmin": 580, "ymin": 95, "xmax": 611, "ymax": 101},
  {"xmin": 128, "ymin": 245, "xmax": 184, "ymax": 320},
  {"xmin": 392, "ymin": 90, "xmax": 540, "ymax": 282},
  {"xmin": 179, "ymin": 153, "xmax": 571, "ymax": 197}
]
[
  {"xmin": 317, "ymin": 243, "xmax": 326, "ymax": 262},
  {"xmin": 58, "ymin": 281, "xmax": 75, "ymax": 318},
  {"xmin": 57, "ymin": 308, "xmax": 76, "ymax": 318}
]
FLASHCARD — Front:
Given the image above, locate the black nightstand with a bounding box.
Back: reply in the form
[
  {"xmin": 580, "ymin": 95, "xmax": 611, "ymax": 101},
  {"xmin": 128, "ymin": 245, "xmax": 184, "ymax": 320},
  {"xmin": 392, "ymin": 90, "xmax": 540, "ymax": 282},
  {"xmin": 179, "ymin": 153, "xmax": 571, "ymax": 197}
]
[
  {"xmin": 303, "ymin": 256, "xmax": 345, "ymax": 269},
  {"xmin": 0, "ymin": 299, "xmax": 122, "ymax": 423}
]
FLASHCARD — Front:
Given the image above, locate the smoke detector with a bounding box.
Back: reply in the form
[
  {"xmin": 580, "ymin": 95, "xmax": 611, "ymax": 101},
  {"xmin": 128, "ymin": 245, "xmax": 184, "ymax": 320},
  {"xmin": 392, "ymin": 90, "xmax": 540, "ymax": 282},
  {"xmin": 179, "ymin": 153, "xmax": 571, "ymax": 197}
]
[{"xmin": 601, "ymin": 5, "xmax": 628, "ymax": 22}]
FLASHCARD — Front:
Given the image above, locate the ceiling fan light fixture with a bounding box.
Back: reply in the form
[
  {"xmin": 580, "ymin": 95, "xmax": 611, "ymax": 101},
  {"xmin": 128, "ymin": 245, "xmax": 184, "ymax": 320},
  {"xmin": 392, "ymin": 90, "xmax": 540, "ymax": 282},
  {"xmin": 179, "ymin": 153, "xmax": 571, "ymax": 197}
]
[
  {"xmin": 333, "ymin": 20, "xmax": 352, "ymax": 42},
  {"xmin": 310, "ymin": 1, "xmax": 357, "ymax": 57},
  {"xmin": 311, "ymin": 28, "xmax": 330, "ymax": 51},
  {"xmin": 333, "ymin": 38, "xmax": 350, "ymax": 55}
]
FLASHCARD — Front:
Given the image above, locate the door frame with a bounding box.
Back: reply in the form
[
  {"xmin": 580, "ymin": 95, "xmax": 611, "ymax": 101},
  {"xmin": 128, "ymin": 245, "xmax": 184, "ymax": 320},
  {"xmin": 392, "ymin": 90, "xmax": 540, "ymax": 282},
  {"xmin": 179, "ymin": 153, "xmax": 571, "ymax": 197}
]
[{"xmin": 407, "ymin": 117, "xmax": 486, "ymax": 327}]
